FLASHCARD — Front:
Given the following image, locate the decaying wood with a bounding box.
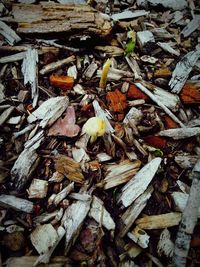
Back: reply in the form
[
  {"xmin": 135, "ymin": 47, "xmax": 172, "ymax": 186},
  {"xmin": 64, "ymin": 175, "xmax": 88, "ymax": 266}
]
[
  {"xmin": 89, "ymin": 196, "xmax": 115, "ymax": 231},
  {"xmin": 157, "ymin": 229, "xmax": 174, "ymax": 258},
  {"xmin": 158, "ymin": 127, "xmax": 200, "ymax": 139},
  {"xmin": 53, "ymin": 182, "xmax": 74, "ymax": 206},
  {"xmin": 0, "ymin": 194, "xmax": 34, "ymax": 213},
  {"xmin": 27, "ymin": 96, "xmax": 69, "ymax": 128},
  {"xmin": 173, "ymin": 159, "xmax": 200, "ymax": 267},
  {"xmin": 119, "ymin": 186, "xmax": 154, "ymax": 237},
  {"xmin": 0, "ymin": 21, "xmax": 21, "ymax": 45},
  {"xmin": 12, "ymin": 3, "xmax": 111, "ymax": 37},
  {"xmin": 136, "ymin": 212, "xmax": 182, "ymax": 229},
  {"xmin": 169, "ymin": 45, "xmax": 200, "ymax": 94},
  {"xmin": 118, "ymin": 158, "xmax": 161, "ymax": 208},
  {"xmin": 6, "ymin": 256, "xmax": 72, "ymax": 267},
  {"xmin": 99, "ymin": 159, "xmax": 141, "ymax": 190},
  {"xmin": 62, "ymin": 199, "xmax": 91, "ymax": 255},
  {"xmin": 135, "ymin": 83, "xmax": 185, "ymax": 127},
  {"xmin": 11, "ymin": 131, "xmax": 44, "ymax": 191},
  {"xmin": 0, "ymin": 106, "xmax": 14, "ymax": 126},
  {"xmin": 22, "ymin": 48, "xmax": 38, "ymax": 108},
  {"xmin": 136, "ymin": 30, "xmax": 155, "ymax": 51},
  {"xmin": 39, "ymin": 55, "xmax": 75, "ymax": 75},
  {"xmin": 157, "ymin": 42, "xmax": 180, "ymax": 56},
  {"xmin": 172, "ymin": 191, "xmax": 200, "ymax": 217}
]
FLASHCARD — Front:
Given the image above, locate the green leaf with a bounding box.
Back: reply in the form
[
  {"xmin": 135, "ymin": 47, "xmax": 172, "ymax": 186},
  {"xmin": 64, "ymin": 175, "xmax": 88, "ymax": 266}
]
[{"xmin": 125, "ymin": 39, "xmax": 136, "ymax": 56}]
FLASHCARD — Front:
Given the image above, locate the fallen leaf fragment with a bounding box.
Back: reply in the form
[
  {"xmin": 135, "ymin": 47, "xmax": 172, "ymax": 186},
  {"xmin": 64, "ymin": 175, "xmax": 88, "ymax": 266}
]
[
  {"xmin": 106, "ymin": 89, "xmax": 127, "ymax": 112},
  {"xmin": 55, "ymin": 155, "xmax": 84, "ymax": 184},
  {"xmin": 82, "ymin": 117, "xmax": 106, "ymax": 143},
  {"xmin": 127, "ymin": 84, "xmax": 149, "ymax": 101},
  {"xmin": 143, "ymin": 136, "xmax": 167, "ymax": 149},
  {"xmin": 48, "ymin": 106, "xmax": 80, "ymax": 137},
  {"xmin": 180, "ymin": 83, "xmax": 200, "ymax": 104},
  {"xmin": 50, "ymin": 74, "xmax": 74, "ymax": 90},
  {"xmin": 99, "ymin": 58, "xmax": 112, "ymax": 89}
]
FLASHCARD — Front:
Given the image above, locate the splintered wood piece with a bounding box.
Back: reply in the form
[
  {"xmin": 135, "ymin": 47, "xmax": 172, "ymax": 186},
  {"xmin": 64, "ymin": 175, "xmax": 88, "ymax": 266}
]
[
  {"xmin": 12, "ymin": 3, "xmax": 111, "ymax": 37},
  {"xmin": 40, "ymin": 55, "xmax": 75, "ymax": 75},
  {"xmin": 128, "ymin": 226, "xmax": 150, "ymax": 249},
  {"xmin": 0, "ymin": 106, "xmax": 15, "ymax": 126},
  {"xmin": 106, "ymin": 89, "xmax": 127, "ymax": 113},
  {"xmin": 53, "ymin": 182, "xmax": 74, "ymax": 206},
  {"xmin": 30, "ymin": 224, "xmax": 58, "ymax": 254},
  {"xmin": 22, "ymin": 48, "xmax": 38, "ymax": 108},
  {"xmin": 101, "ymin": 160, "xmax": 141, "ymax": 190},
  {"xmin": 136, "ymin": 30, "xmax": 155, "ymax": 50},
  {"xmin": 157, "ymin": 229, "xmax": 174, "ymax": 258},
  {"xmin": 157, "ymin": 42, "xmax": 180, "ymax": 56},
  {"xmin": 119, "ymin": 186, "xmax": 154, "ymax": 237},
  {"xmin": 11, "ymin": 132, "xmax": 44, "ymax": 191},
  {"xmin": 181, "ymin": 15, "xmax": 200, "ymax": 38},
  {"xmin": 118, "ymin": 158, "xmax": 161, "ymax": 208},
  {"xmin": 0, "ymin": 21, "xmax": 21, "ymax": 45},
  {"xmin": 135, "ymin": 83, "xmax": 184, "ymax": 127},
  {"xmin": 0, "ymin": 195, "xmax": 34, "ymax": 213},
  {"xmin": 158, "ymin": 127, "xmax": 200, "ymax": 139},
  {"xmin": 6, "ymin": 256, "xmax": 72, "ymax": 267},
  {"xmin": 89, "ymin": 196, "xmax": 115, "ymax": 231},
  {"xmin": 27, "ymin": 96, "xmax": 69, "ymax": 128},
  {"xmin": 136, "ymin": 212, "xmax": 182, "ymax": 229},
  {"xmin": 33, "ymin": 226, "xmax": 66, "ymax": 266},
  {"xmin": 62, "ymin": 199, "xmax": 91, "ymax": 254},
  {"xmin": 173, "ymin": 159, "xmax": 200, "ymax": 266},
  {"xmin": 180, "ymin": 83, "xmax": 200, "ymax": 104},
  {"xmin": 49, "ymin": 75, "xmax": 74, "ymax": 90},
  {"xmin": 28, "ymin": 179, "xmax": 48, "ymax": 199},
  {"xmin": 172, "ymin": 192, "xmax": 200, "ymax": 217},
  {"xmin": 154, "ymin": 68, "xmax": 171, "ymax": 78},
  {"xmin": 55, "ymin": 155, "xmax": 84, "ymax": 184},
  {"xmin": 111, "ymin": 10, "xmax": 149, "ymax": 21},
  {"xmin": 169, "ymin": 45, "xmax": 200, "ymax": 94},
  {"xmin": 175, "ymin": 154, "xmax": 198, "ymax": 169}
]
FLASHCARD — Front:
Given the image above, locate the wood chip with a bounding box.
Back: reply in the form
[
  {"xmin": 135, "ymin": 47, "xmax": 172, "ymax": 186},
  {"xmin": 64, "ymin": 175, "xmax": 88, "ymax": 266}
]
[
  {"xmin": 118, "ymin": 158, "xmax": 162, "ymax": 208},
  {"xmin": 27, "ymin": 179, "xmax": 48, "ymax": 199},
  {"xmin": 89, "ymin": 196, "xmax": 115, "ymax": 231},
  {"xmin": 0, "ymin": 195, "xmax": 34, "ymax": 213},
  {"xmin": 158, "ymin": 127, "xmax": 200, "ymax": 139},
  {"xmin": 0, "ymin": 21, "xmax": 21, "ymax": 45},
  {"xmin": 136, "ymin": 212, "xmax": 182, "ymax": 229},
  {"xmin": 157, "ymin": 229, "xmax": 174, "ymax": 258},
  {"xmin": 111, "ymin": 10, "xmax": 149, "ymax": 21},
  {"xmin": 128, "ymin": 226, "xmax": 150, "ymax": 248}
]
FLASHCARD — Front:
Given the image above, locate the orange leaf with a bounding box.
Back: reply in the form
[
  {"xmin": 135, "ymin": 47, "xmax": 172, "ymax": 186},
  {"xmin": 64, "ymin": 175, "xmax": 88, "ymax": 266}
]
[
  {"xmin": 143, "ymin": 136, "xmax": 167, "ymax": 149},
  {"xmin": 180, "ymin": 84, "xmax": 200, "ymax": 104},
  {"xmin": 106, "ymin": 89, "xmax": 127, "ymax": 112},
  {"xmin": 50, "ymin": 75, "xmax": 74, "ymax": 90},
  {"xmin": 127, "ymin": 84, "xmax": 149, "ymax": 100},
  {"xmin": 163, "ymin": 115, "xmax": 178, "ymax": 129}
]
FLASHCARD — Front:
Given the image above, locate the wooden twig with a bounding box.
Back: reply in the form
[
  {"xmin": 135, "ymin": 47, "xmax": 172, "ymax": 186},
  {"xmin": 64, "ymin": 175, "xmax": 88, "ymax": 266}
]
[{"xmin": 172, "ymin": 159, "xmax": 200, "ymax": 267}]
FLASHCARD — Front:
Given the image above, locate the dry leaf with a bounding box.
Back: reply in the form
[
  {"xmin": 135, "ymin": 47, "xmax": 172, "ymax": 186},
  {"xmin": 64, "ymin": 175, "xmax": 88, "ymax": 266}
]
[
  {"xmin": 127, "ymin": 84, "xmax": 149, "ymax": 101},
  {"xmin": 106, "ymin": 89, "xmax": 127, "ymax": 112},
  {"xmin": 48, "ymin": 106, "xmax": 80, "ymax": 137}
]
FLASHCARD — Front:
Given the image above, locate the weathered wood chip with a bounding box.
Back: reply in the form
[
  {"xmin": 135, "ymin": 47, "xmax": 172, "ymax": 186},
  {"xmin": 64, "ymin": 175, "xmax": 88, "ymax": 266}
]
[
  {"xmin": 0, "ymin": 21, "xmax": 21, "ymax": 45},
  {"xmin": 0, "ymin": 195, "xmax": 34, "ymax": 213},
  {"xmin": 158, "ymin": 127, "xmax": 200, "ymax": 139},
  {"xmin": 157, "ymin": 228, "xmax": 174, "ymax": 258},
  {"xmin": 135, "ymin": 212, "xmax": 182, "ymax": 229},
  {"xmin": 27, "ymin": 179, "xmax": 48, "ymax": 199},
  {"xmin": 89, "ymin": 196, "xmax": 115, "ymax": 231},
  {"xmin": 55, "ymin": 155, "xmax": 84, "ymax": 184},
  {"xmin": 118, "ymin": 158, "xmax": 161, "ymax": 208}
]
